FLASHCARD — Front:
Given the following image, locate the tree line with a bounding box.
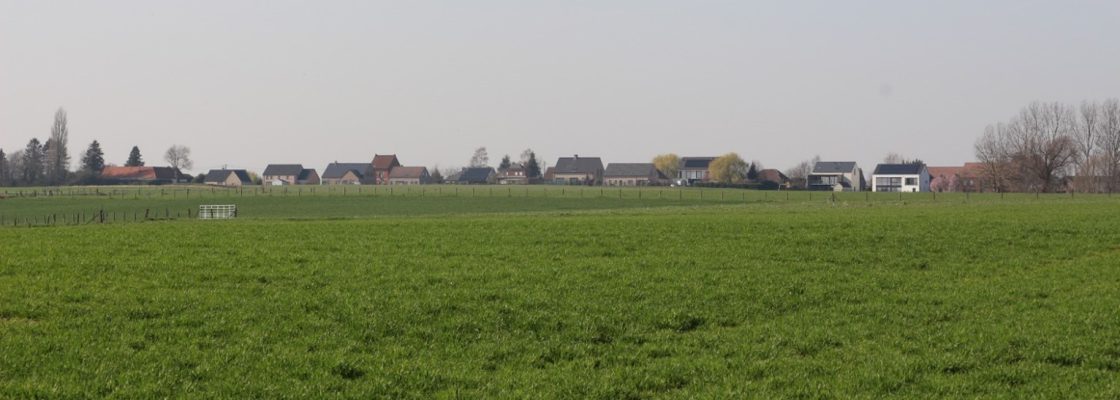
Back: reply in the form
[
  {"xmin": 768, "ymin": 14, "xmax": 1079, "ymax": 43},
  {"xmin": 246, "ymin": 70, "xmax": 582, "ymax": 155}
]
[
  {"xmin": 0, "ymin": 108, "xmax": 194, "ymax": 187},
  {"xmin": 975, "ymin": 100, "xmax": 1120, "ymax": 193}
]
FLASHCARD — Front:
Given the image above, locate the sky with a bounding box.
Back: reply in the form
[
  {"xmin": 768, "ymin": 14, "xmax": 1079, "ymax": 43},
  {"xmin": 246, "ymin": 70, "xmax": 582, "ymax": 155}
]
[{"xmin": 3, "ymin": 0, "xmax": 1120, "ymax": 174}]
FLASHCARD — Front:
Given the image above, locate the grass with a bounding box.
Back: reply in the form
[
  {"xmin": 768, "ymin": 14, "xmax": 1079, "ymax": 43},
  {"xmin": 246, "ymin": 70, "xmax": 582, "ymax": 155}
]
[{"xmin": 1, "ymin": 189, "xmax": 1119, "ymax": 398}]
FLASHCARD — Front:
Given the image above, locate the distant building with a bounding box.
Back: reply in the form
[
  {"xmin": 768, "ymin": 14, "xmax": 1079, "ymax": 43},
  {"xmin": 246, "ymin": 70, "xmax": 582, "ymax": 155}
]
[
  {"xmin": 322, "ymin": 162, "xmax": 375, "ymax": 185},
  {"xmin": 808, "ymin": 162, "xmax": 865, "ymax": 191},
  {"xmin": 388, "ymin": 166, "xmax": 431, "ymax": 185},
  {"xmin": 204, "ymin": 169, "xmax": 253, "ymax": 187},
  {"xmin": 678, "ymin": 157, "xmax": 716, "ymax": 184},
  {"xmin": 871, "ymin": 164, "xmax": 930, "ymax": 192},
  {"xmin": 262, "ymin": 164, "xmax": 319, "ymax": 186},
  {"xmin": 929, "ymin": 163, "xmax": 985, "ymax": 192},
  {"xmin": 542, "ymin": 167, "xmax": 556, "ymax": 182},
  {"xmin": 457, "ymin": 167, "xmax": 497, "ymax": 184},
  {"xmin": 552, "ymin": 155, "xmax": 604, "ymax": 185},
  {"xmin": 604, "ymin": 163, "xmax": 668, "ymax": 186},
  {"xmin": 497, "ymin": 162, "xmax": 529, "ymax": 185},
  {"xmin": 371, "ymin": 154, "xmax": 401, "ymax": 185},
  {"xmin": 756, "ymin": 169, "xmax": 790, "ymax": 189},
  {"xmin": 99, "ymin": 166, "xmax": 190, "ymax": 185}
]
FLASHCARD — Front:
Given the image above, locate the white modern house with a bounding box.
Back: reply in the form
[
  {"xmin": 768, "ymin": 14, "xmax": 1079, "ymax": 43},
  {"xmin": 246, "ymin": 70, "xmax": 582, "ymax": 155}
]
[
  {"xmin": 808, "ymin": 161, "xmax": 865, "ymax": 191},
  {"xmin": 871, "ymin": 163, "xmax": 931, "ymax": 192}
]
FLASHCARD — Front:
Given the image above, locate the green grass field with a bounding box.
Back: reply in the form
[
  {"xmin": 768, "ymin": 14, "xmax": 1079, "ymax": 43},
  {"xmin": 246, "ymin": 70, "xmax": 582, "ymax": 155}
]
[{"xmin": 2, "ymin": 186, "xmax": 1119, "ymax": 398}]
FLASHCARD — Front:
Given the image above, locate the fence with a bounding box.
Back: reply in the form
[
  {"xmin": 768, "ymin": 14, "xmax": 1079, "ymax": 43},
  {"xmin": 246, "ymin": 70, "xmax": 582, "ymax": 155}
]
[{"xmin": 199, "ymin": 205, "xmax": 237, "ymax": 220}]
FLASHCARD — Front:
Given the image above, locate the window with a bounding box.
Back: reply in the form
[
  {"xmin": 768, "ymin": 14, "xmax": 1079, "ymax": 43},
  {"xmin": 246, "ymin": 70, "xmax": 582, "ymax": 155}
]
[
  {"xmin": 876, "ymin": 177, "xmax": 902, "ymax": 192},
  {"xmin": 905, "ymin": 177, "xmax": 918, "ymax": 186}
]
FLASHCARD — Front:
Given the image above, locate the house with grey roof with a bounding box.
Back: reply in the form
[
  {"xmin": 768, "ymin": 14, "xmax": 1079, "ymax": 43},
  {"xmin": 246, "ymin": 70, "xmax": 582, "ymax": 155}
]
[
  {"xmin": 204, "ymin": 169, "xmax": 253, "ymax": 187},
  {"xmin": 552, "ymin": 155, "xmax": 604, "ymax": 185},
  {"xmin": 678, "ymin": 157, "xmax": 716, "ymax": 184},
  {"xmin": 456, "ymin": 167, "xmax": 497, "ymax": 184},
  {"xmin": 262, "ymin": 164, "xmax": 320, "ymax": 186},
  {"xmin": 604, "ymin": 163, "xmax": 668, "ymax": 186},
  {"xmin": 322, "ymin": 162, "xmax": 375, "ymax": 185},
  {"xmin": 808, "ymin": 161, "xmax": 865, "ymax": 191},
  {"xmin": 871, "ymin": 163, "xmax": 930, "ymax": 192}
]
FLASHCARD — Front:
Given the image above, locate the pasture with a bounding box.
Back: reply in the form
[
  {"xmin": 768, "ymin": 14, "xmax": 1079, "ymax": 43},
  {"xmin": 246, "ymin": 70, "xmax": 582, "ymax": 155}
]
[{"xmin": 1, "ymin": 186, "xmax": 1119, "ymax": 398}]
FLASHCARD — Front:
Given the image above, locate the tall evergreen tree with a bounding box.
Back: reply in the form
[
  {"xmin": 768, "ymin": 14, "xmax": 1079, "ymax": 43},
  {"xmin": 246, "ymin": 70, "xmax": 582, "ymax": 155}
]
[
  {"xmin": 126, "ymin": 146, "xmax": 144, "ymax": 167},
  {"xmin": 430, "ymin": 166, "xmax": 444, "ymax": 184},
  {"xmin": 82, "ymin": 140, "xmax": 105, "ymax": 173},
  {"xmin": 499, "ymin": 155, "xmax": 512, "ymax": 170},
  {"xmin": 525, "ymin": 152, "xmax": 541, "ymax": 178},
  {"xmin": 22, "ymin": 138, "xmax": 45, "ymax": 185},
  {"xmin": 746, "ymin": 162, "xmax": 759, "ymax": 180},
  {"xmin": 0, "ymin": 149, "xmax": 8, "ymax": 186}
]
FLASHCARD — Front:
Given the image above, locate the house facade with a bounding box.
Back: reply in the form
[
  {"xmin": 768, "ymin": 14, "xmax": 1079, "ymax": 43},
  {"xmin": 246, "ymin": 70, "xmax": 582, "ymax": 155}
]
[
  {"xmin": 808, "ymin": 162, "xmax": 865, "ymax": 191},
  {"xmin": 678, "ymin": 157, "xmax": 715, "ymax": 184},
  {"xmin": 371, "ymin": 154, "xmax": 401, "ymax": 185},
  {"xmin": 388, "ymin": 166, "xmax": 430, "ymax": 185},
  {"xmin": 604, "ymin": 163, "xmax": 667, "ymax": 186},
  {"xmin": 204, "ymin": 169, "xmax": 253, "ymax": 187},
  {"xmin": 262, "ymin": 164, "xmax": 320, "ymax": 186},
  {"xmin": 99, "ymin": 166, "xmax": 190, "ymax": 185},
  {"xmin": 552, "ymin": 155, "xmax": 604, "ymax": 185},
  {"xmin": 322, "ymin": 162, "xmax": 375, "ymax": 185},
  {"xmin": 871, "ymin": 164, "xmax": 930, "ymax": 192},
  {"xmin": 498, "ymin": 162, "xmax": 529, "ymax": 185}
]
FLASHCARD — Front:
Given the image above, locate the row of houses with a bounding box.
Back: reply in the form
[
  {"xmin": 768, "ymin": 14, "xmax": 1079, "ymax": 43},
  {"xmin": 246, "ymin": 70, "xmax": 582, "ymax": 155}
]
[{"xmin": 95, "ymin": 153, "xmax": 986, "ymax": 193}]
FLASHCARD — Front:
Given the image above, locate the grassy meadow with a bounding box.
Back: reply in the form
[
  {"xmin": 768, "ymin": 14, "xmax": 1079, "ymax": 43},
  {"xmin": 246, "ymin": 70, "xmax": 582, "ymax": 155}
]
[{"xmin": 1, "ymin": 185, "xmax": 1119, "ymax": 398}]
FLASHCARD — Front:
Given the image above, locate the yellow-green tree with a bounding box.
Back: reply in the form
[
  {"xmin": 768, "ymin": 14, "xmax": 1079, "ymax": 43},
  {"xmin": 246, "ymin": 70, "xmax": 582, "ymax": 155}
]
[
  {"xmin": 652, "ymin": 153, "xmax": 680, "ymax": 180},
  {"xmin": 708, "ymin": 152, "xmax": 748, "ymax": 184}
]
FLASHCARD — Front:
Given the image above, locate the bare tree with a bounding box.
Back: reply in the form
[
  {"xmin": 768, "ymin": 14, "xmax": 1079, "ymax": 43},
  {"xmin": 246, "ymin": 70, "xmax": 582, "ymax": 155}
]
[
  {"xmin": 975, "ymin": 123, "xmax": 1014, "ymax": 192},
  {"xmin": 469, "ymin": 147, "xmax": 489, "ymax": 167},
  {"xmin": 1074, "ymin": 101, "xmax": 1100, "ymax": 191},
  {"xmin": 45, "ymin": 108, "xmax": 70, "ymax": 185},
  {"xmin": 164, "ymin": 145, "xmax": 193, "ymax": 183},
  {"xmin": 883, "ymin": 153, "xmax": 905, "ymax": 164},
  {"xmin": 1097, "ymin": 99, "xmax": 1120, "ymax": 192}
]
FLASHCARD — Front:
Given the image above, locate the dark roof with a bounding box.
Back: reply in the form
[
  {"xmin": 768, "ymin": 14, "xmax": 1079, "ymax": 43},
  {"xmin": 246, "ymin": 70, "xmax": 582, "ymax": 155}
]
[
  {"xmin": 554, "ymin": 156, "xmax": 603, "ymax": 174},
  {"xmin": 604, "ymin": 163, "xmax": 658, "ymax": 178},
  {"xmin": 680, "ymin": 157, "xmax": 716, "ymax": 169},
  {"xmin": 372, "ymin": 154, "xmax": 401, "ymax": 170},
  {"xmin": 323, "ymin": 163, "xmax": 373, "ymax": 179},
  {"xmin": 263, "ymin": 164, "xmax": 304, "ymax": 176},
  {"xmin": 205, "ymin": 169, "xmax": 252, "ymax": 184},
  {"xmin": 458, "ymin": 167, "xmax": 495, "ymax": 183},
  {"xmin": 873, "ymin": 163, "xmax": 926, "ymax": 175},
  {"xmin": 297, "ymin": 169, "xmax": 317, "ymax": 180},
  {"xmin": 389, "ymin": 166, "xmax": 428, "ymax": 179},
  {"xmin": 812, "ymin": 161, "xmax": 858, "ymax": 174}
]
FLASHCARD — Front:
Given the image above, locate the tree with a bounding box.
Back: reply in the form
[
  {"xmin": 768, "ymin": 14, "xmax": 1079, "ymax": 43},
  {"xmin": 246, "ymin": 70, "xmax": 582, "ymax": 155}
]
[
  {"xmin": 525, "ymin": 152, "xmax": 541, "ymax": 179},
  {"xmin": 164, "ymin": 145, "xmax": 193, "ymax": 182},
  {"xmin": 469, "ymin": 147, "xmax": 489, "ymax": 167},
  {"xmin": 0, "ymin": 149, "xmax": 8, "ymax": 186},
  {"xmin": 652, "ymin": 154, "xmax": 680, "ymax": 181},
  {"xmin": 883, "ymin": 153, "xmax": 905, "ymax": 164},
  {"xmin": 1096, "ymin": 99, "xmax": 1120, "ymax": 192},
  {"xmin": 7, "ymin": 150, "xmax": 25, "ymax": 186},
  {"xmin": 193, "ymin": 173, "xmax": 207, "ymax": 184},
  {"xmin": 21, "ymin": 139, "xmax": 46, "ymax": 185},
  {"xmin": 430, "ymin": 166, "xmax": 444, "ymax": 184},
  {"xmin": 81, "ymin": 140, "xmax": 105, "ymax": 174},
  {"xmin": 975, "ymin": 102, "xmax": 1079, "ymax": 193},
  {"xmin": 44, "ymin": 108, "xmax": 70, "ymax": 185},
  {"xmin": 746, "ymin": 162, "xmax": 760, "ymax": 180},
  {"xmin": 499, "ymin": 155, "xmax": 512, "ymax": 171},
  {"xmin": 708, "ymin": 152, "xmax": 748, "ymax": 184},
  {"xmin": 126, "ymin": 146, "xmax": 144, "ymax": 167}
]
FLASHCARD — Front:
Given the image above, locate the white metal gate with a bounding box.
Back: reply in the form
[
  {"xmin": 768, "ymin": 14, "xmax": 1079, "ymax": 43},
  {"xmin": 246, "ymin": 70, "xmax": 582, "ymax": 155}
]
[{"xmin": 198, "ymin": 205, "xmax": 237, "ymax": 219}]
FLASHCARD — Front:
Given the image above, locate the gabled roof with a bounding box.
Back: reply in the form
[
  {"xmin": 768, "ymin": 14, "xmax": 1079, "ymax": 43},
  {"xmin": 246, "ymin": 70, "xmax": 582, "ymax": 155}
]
[
  {"xmin": 604, "ymin": 163, "xmax": 659, "ymax": 178},
  {"xmin": 757, "ymin": 169, "xmax": 789, "ymax": 183},
  {"xmin": 502, "ymin": 162, "xmax": 526, "ymax": 171},
  {"xmin": 205, "ymin": 169, "xmax": 252, "ymax": 184},
  {"xmin": 389, "ymin": 166, "xmax": 428, "ymax": 179},
  {"xmin": 812, "ymin": 161, "xmax": 858, "ymax": 174},
  {"xmin": 554, "ymin": 156, "xmax": 603, "ymax": 174},
  {"xmin": 458, "ymin": 167, "xmax": 496, "ymax": 183},
  {"xmin": 263, "ymin": 164, "xmax": 304, "ymax": 176},
  {"xmin": 372, "ymin": 154, "xmax": 401, "ymax": 170},
  {"xmin": 323, "ymin": 163, "xmax": 373, "ymax": 179},
  {"xmin": 873, "ymin": 163, "xmax": 926, "ymax": 175},
  {"xmin": 680, "ymin": 157, "xmax": 716, "ymax": 170},
  {"xmin": 297, "ymin": 169, "xmax": 317, "ymax": 180}
]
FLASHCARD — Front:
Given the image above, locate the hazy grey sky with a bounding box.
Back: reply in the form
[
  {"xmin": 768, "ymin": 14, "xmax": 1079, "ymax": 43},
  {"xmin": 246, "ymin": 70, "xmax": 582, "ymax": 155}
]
[{"xmin": 3, "ymin": 0, "xmax": 1120, "ymax": 174}]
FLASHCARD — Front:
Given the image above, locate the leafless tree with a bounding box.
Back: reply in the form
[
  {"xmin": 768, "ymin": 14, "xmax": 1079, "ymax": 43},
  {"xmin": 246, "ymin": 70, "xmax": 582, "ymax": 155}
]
[
  {"xmin": 45, "ymin": 108, "xmax": 70, "ymax": 185},
  {"xmin": 1009, "ymin": 102, "xmax": 1078, "ymax": 192},
  {"xmin": 1097, "ymin": 99, "xmax": 1120, "ymax": 192},
  {"xmin": 883, "ymin": 153, "xmax": 905, "ymax": 164},
  {"xmin": 164, "ymin": 145, "xmax": 193, "ymax": 183},
  {"xmin": 975, "ymin": 123, "xmax": 1014, "ymax": 192},
  {"xmin": 1073, "ymin": 101, "xmax": 1100, "ymax": 191},
  {"xmin": 469, "ymin": 147, "xmax": 489, "ymax": 167}
]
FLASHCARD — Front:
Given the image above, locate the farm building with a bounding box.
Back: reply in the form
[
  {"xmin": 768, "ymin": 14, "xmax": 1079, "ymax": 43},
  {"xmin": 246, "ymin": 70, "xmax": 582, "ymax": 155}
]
[
  {"xmin": 204, "ymin": 169, "xmax": 253, "ymax": 187},
  {"xmin": 497, "ymin": 162, "xmax": 529, "ymax": 185},
  {"xmin": 603, "ymin": 163, "xmax": 668, "ymax": 186},
  {"xmin": 262, "ymin": 164, "xmax": 319, "ymax": 186},
  {"xmin": 388, "ymin": 166, "xmax": 431, "ymax": 185},
  {"xmin": 552, "ymin": 155, "xmax": 604, "ymax": 185},
  {"xmin": 457, "ymin": 167, "xmax": 497, "ymax": 184},
  {"xmin": 371, "ymin": 154, "xmax": 401, "ymax": 185},
  {"xmin": 99, "ymin": 166, "xmax": 190, "ymax": 185},
  {"xmin": 678, "ymin": 157, "xmax": 715, "ymax": 184},
  {"xmin": 871, "ymin": 163, "xmax": 930, "ymax": 192},
  {"xmin": 929, "ymin": 163, "xmax": 985, "ymax": 192},
  {"xmin": 808, "ymin": 161, "xmax": 865, "ymax": 191},
  {"xmin": 757, "ymin": 169, "xmax": 790, "ymax": 189},
  {"xmin": 322, "ymin": 163, "xmax": 375, "ymax": 185}
]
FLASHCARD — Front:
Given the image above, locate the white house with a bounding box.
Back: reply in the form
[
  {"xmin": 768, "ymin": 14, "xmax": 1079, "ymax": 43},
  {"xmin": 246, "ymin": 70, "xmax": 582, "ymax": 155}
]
[
  {"xmin": 808, "ymin": 161, "xmax": 865, "ymax": 191},
  {"xmin": 871, "ymin": 164, "xmax": 931, "ymax": 192}
]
